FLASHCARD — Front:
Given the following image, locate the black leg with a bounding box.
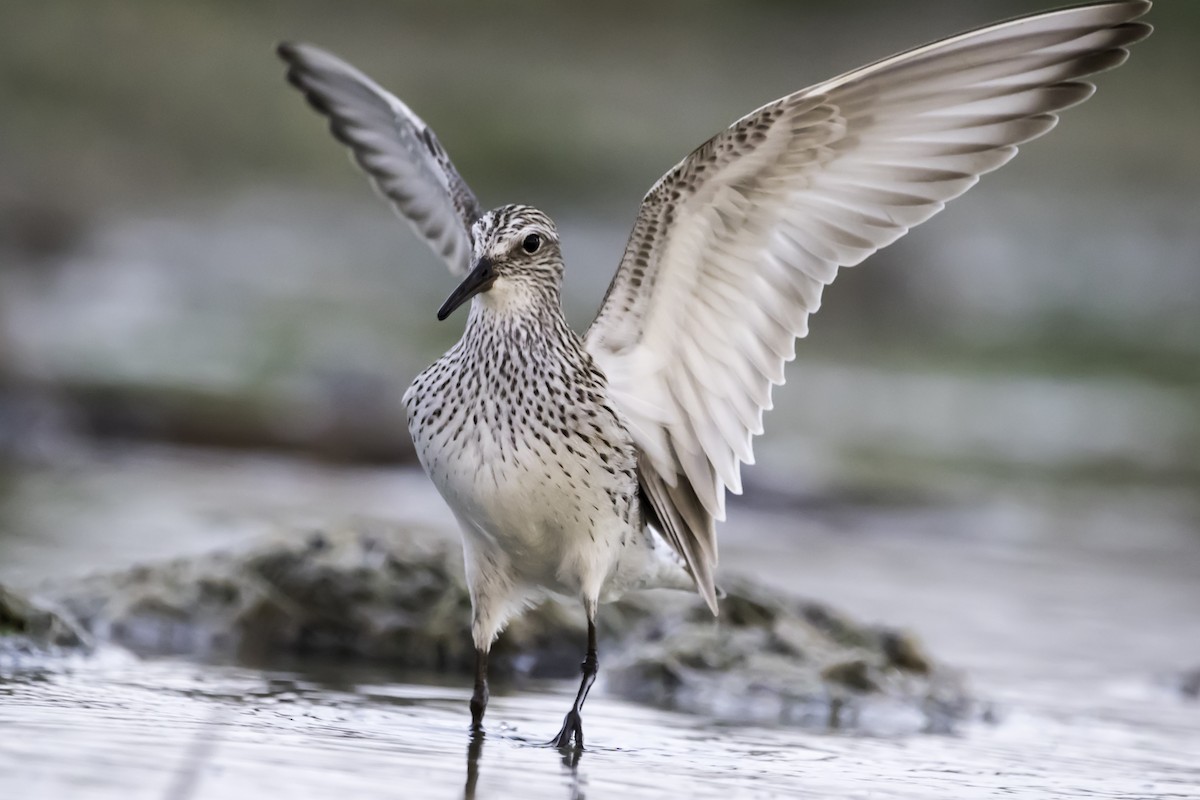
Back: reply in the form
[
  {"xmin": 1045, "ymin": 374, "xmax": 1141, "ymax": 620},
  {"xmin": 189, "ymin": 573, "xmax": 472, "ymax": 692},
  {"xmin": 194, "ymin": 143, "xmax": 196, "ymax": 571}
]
[
  {"xmin": 470, "ymin": 647, "xmax": 489, "ymax": 732},
  {"xmin": 551, "ymin": 618, "xmax": 598, "ymax": 749}
]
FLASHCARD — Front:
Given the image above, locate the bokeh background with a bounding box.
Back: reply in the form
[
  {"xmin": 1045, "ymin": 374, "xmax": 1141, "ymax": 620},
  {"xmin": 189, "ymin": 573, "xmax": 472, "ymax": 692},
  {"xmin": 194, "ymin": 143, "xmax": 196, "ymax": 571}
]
[
  {"xmin": 0, "ymin": 1, "xmax": 1197, "ymax": 602},
  {"xmin": 2, "ymin": 2, "xmax": 1199, "ymax": 796}
]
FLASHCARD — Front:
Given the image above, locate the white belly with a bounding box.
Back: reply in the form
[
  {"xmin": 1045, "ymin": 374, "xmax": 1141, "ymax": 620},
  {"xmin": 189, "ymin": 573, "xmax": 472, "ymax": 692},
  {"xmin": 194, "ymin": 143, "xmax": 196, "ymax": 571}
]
[{"xmin": 404, "ymin": 356, "xmax": 640, "ymax": 598}]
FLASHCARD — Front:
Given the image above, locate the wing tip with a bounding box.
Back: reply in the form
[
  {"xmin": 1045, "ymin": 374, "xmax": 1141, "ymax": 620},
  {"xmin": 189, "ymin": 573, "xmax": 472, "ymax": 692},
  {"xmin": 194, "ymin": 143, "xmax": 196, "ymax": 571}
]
[
  {"xmin": 276, "ymin": 41, "xmax": 323, "ymax": 98},
  {"xmin": 276, "ymin": 40, "xmax": 316, "ymax": 71},
  {"xmin": 698, "ymin": 573, "xmax": 721, "ymax": 617}
]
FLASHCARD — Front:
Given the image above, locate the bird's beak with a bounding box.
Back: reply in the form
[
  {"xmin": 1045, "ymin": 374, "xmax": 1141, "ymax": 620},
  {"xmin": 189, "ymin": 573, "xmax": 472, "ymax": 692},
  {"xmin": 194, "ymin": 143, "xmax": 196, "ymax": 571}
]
[{"xmin": 437, "ymin": 256, "xmax": 497, "ymax": 321}]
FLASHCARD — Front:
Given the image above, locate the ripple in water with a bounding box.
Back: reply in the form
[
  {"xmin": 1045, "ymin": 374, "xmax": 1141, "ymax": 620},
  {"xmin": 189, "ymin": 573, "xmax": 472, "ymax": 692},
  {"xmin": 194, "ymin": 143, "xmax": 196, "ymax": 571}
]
[{"xmin": 1, "ymin": 654, "xmax": 1197, "ymax": 800}]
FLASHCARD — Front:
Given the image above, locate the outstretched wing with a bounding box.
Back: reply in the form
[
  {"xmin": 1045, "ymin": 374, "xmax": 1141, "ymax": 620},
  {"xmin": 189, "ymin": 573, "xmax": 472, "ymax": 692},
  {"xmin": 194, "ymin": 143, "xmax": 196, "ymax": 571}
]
[
  {"xmin": 278, "ymin": 42, "xmax": 482, "ymax": 276},
  {"xmin": 584, "ymin": 2, "xmax": 1151, "ymax": 612}
]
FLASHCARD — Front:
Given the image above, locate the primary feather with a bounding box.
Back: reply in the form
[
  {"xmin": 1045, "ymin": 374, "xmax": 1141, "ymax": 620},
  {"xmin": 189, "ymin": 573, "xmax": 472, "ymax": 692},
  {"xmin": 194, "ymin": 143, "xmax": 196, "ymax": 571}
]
[{"xmin": 278, "ymin": 42, "xmax": 481, "ymax": 276}]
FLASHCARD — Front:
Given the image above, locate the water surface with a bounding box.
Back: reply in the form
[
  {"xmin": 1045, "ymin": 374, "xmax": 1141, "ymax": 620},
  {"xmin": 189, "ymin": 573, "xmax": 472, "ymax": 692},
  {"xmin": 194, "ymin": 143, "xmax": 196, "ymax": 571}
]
[{"xmin": 1, "ymin": 448, "xmax": 1198, "ymax": 798}]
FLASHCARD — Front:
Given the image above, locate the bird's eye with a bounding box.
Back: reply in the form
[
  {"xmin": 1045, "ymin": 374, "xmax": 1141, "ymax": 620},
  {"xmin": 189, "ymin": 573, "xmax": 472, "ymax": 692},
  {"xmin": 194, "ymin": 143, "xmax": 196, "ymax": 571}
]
[{"xmin": 522, "ymin": 233, "xmax": 542, "ymax": 254}]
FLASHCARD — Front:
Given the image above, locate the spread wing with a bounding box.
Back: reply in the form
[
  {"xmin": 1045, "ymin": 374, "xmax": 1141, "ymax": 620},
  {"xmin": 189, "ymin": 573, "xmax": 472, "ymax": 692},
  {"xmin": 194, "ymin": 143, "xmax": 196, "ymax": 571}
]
[
  {"xmin": 278, "ymin": 42, "xmax": 482, "ymax": 276},
  {"xmin": 584, "ymin": 1, "xmax": 1152, "ymax": 613}
]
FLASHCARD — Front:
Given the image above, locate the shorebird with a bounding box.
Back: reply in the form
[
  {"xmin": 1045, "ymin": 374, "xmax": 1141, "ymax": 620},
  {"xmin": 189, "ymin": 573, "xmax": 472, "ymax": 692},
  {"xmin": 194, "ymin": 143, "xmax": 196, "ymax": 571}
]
[{"xmin": 278, "ymin": 2, "xmax": 1150, "ymax": 747}]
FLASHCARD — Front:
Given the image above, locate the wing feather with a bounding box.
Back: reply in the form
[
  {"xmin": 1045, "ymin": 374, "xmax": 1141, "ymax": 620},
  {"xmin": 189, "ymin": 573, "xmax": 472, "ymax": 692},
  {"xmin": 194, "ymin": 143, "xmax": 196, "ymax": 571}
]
[
  {"xmin": 278, "ymin": 42, "xmax": 481, "ymax": 276},
  {"xmin": 585, "ymin": 2, "xmax": 1152, "ymax": 612}
]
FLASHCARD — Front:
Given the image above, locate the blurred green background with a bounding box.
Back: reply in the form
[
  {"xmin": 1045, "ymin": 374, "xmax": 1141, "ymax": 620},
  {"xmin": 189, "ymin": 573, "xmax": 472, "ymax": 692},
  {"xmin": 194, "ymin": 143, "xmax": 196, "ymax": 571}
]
[{"xmin": 1, "ymin": 0, "xmax": 1197, "ymax": 492}]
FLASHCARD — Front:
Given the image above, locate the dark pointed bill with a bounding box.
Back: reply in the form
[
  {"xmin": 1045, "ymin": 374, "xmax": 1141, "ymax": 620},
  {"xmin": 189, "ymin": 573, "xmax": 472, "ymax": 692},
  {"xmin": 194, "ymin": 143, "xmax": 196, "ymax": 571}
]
[{"xmin": 437, "ymin": 256, "xmax": 497, "ymax": 320}]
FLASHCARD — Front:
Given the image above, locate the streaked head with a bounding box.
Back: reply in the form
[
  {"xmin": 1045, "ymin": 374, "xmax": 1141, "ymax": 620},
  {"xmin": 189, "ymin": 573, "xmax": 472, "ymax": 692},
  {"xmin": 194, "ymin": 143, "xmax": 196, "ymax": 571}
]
[{"xmin": 437, "ymin": 204, "xmax": 562, "ymax": 320}]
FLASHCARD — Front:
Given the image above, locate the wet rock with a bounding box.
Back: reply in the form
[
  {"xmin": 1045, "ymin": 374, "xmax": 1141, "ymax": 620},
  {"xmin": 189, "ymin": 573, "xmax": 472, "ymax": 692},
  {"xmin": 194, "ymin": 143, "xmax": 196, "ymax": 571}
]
[
  {"xmin": 38, "ymin": 521, "xmax": 970, "ymax": 733},
  {"xmin": 0, "ymin": 584, "xmax": 91, "ymax": 670},
  {"xmin": 606, "ymin": 580, "xmax": 968, "ymax": 734}
]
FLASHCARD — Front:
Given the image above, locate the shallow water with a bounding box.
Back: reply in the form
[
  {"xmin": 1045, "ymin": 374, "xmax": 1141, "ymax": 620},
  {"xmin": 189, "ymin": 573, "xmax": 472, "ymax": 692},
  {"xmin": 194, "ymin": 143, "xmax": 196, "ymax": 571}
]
[
  {"xmin": 1, "ymin": 448, "xmax": 1199, "ymax": 798},
  {"xmin": 2, "ymin": 653, "xmax": 1196, "ymax": 800}
]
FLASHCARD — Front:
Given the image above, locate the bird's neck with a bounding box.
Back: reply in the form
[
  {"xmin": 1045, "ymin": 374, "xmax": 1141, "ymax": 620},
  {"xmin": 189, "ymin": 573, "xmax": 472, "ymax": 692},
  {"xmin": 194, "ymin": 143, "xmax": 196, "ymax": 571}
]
[
  {"xmin": 467, "ymin": 277, "xmax": 566, "ymax": 332},
  {"xmin": 460, "ymin": 281, "xmax": 583, "ymax": 368},
  {"xmin": 475, "ymin": 271, "xmax": 561, "ymax": 315}
]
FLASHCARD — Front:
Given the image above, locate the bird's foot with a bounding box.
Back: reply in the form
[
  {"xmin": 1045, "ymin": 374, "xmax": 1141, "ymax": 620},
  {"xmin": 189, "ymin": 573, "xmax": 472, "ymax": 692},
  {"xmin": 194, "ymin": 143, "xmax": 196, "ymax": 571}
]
[
  {"xmin": 470, "ymin": 681, "xmax": 488, "ymax": 732},
  {"xmin": 549, "ymin": 709, "xmax": 584, "ymax": 749}
]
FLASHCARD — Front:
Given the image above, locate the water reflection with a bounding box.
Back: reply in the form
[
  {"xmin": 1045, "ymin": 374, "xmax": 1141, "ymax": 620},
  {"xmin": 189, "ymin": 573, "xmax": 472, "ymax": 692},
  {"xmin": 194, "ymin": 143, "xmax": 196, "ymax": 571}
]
[
  {"xmin": 163, "ymin": 704, "xmax": 229, "ymax": 800},
  {"xmin": 465, "ymin": 727, "xmax": 588, "ymax": 800},
  {"xmin": 558, "ymin": 745, "xmax": 586, "ymax": 800},
  {"xmin": 463, "ymin": 730, "xmax": 483, "ymax": 800}
]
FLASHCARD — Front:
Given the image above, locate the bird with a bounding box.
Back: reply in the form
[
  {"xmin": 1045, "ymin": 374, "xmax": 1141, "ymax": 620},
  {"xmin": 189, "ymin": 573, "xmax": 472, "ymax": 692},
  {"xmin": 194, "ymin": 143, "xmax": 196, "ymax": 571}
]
[{"xmin": 277, "ymin": 1, "xmax": 1151, "ymax": 748}]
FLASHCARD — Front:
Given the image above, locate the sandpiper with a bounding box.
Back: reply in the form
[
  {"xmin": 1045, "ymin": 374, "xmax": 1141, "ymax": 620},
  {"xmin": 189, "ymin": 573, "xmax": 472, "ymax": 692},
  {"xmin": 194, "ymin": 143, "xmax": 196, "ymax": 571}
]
[{"xmin": 278, "ymin": 1, "xmax": 1151, "ymax": 748}]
